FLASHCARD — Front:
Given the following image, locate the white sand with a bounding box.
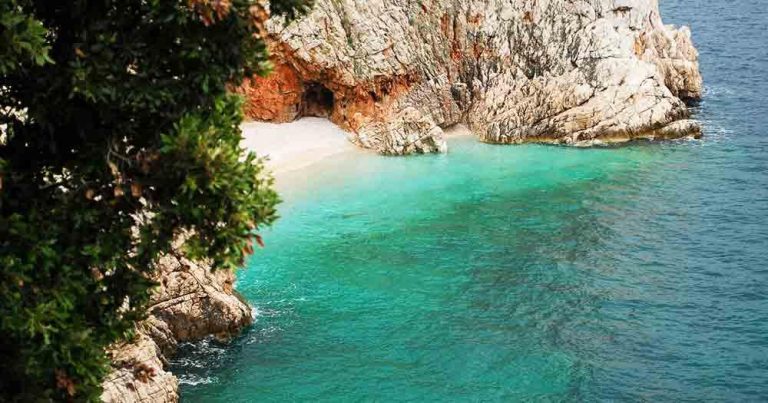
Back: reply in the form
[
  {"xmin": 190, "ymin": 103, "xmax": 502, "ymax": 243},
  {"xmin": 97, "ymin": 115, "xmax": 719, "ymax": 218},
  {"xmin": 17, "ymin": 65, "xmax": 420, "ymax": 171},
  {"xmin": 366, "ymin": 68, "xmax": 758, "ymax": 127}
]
[
  {"xmin": 443, "ymin": 123, "xmax": 474, "ymax": 138},
  {"xmin": 240, "ymin": 117, "xmax": 357, "ymax": 176},
  {"xmin": 241, "ymin": 119, "xmax": 477, "ymax": 179}
]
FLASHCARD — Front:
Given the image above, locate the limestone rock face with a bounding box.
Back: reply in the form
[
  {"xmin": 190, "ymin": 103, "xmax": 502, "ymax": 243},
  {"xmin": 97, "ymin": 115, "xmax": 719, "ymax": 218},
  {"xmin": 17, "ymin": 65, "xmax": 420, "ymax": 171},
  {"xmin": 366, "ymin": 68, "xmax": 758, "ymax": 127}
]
[
  {"xmin": 101, "ymin": 333, "xmax": 179, "ymax": 403},
  {"xmin": 101, "ymin": 248, "xmax": 252, "ymax": 403},
  {"xmin": 241, "ymin": 0, "xmax": 702, "ymax": 154}
]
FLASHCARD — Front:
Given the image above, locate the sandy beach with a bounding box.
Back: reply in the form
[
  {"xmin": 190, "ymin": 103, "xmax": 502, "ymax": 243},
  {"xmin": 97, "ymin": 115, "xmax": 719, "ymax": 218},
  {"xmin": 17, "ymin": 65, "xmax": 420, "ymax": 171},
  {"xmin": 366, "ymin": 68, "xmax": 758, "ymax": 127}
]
[
  {"xmin": 442, "ymin": 123, "xmax": 473, "ymax": 138},
  {"xmin": 240, "ymin": 117, "xmax": 357, "ymax": 176}
]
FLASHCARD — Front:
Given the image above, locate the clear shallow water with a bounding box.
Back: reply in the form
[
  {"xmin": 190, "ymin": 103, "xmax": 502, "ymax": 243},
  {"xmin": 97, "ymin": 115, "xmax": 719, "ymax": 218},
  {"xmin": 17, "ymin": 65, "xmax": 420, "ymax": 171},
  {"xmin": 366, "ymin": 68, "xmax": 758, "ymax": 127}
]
[{"xmin": 173, "ymin": 1, "xmax": 768, "ymax": 401}]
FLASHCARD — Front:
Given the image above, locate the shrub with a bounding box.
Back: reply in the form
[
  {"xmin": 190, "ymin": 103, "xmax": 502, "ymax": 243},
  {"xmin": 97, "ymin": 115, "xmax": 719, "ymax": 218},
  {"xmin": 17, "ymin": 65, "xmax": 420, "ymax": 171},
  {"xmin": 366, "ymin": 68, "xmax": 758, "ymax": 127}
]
[{"xmin": 0, "ymin": 0, "xmax": 308, "ymax": 400}]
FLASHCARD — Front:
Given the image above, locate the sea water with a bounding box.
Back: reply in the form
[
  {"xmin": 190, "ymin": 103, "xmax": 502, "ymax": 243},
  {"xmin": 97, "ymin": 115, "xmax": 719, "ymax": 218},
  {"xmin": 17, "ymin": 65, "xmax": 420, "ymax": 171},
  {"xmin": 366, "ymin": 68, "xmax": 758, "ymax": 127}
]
[{"xmin": 173, "ymin": 1, "xmax": 768, "ymax": 400}]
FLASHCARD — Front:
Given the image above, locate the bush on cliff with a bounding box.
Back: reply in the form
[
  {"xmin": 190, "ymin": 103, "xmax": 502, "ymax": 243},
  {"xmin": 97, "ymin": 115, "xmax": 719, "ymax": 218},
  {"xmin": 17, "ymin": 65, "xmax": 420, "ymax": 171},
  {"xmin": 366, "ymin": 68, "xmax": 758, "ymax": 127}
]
[{"xmin": 0, "ymin": 0, "xmax": 308, "ymax": 400}]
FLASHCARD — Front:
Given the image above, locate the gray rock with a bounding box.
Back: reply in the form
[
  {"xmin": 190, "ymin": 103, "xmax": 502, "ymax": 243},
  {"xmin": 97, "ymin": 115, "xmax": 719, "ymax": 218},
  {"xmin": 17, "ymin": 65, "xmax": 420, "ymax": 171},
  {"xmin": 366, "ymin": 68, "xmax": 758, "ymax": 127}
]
[
  {"xmin": 101, "ymin": 244, "xmax": 252, "ymax": 403},
  {"xmin": 241, "ymin": 0, "xmax": 702, "ymax": 154}
]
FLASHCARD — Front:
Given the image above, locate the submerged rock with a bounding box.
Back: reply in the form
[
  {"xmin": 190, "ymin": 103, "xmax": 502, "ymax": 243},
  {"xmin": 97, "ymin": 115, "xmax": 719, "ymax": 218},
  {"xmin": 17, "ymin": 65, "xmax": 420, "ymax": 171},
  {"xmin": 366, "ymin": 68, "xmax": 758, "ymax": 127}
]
[
  {"xmin": 101, "ymin": 244, "xmax": 252, "ymax": 403},
  {"xmin": 239, "ymin": 0, "xmax": 702, "ymax": 154}
]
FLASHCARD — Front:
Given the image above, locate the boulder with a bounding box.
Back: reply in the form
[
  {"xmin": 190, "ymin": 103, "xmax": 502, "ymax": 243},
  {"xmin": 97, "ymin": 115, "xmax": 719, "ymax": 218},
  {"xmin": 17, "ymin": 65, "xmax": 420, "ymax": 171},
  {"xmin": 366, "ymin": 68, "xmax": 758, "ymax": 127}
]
[{"xmin": 101, "ymin": 245, "xmax": 252, "ymax": 403}]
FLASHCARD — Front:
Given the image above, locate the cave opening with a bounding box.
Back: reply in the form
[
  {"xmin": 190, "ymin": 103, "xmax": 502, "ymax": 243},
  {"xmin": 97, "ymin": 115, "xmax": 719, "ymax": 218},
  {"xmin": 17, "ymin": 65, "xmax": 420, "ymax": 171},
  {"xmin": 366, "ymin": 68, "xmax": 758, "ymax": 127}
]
[{"xmin": 301, "ymin": 82, "xmax": 335, "ymax": 118}]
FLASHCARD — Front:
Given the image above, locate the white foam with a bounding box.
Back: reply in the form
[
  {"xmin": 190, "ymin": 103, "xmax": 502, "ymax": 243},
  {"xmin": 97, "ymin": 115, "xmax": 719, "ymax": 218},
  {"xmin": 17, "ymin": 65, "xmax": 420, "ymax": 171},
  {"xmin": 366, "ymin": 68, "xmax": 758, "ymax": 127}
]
[{"xmin": 177, "ymin": 375, "xmax": 219, "ymax": 386}]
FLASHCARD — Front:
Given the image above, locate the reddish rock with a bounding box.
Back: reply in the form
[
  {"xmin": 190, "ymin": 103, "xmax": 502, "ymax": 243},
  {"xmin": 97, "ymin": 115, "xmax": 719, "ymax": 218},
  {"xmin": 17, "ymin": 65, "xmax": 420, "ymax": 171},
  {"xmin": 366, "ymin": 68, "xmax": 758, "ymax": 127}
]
[{"xmin": 237, "ymin": 63, "xmax": 303, "ymax": 122}]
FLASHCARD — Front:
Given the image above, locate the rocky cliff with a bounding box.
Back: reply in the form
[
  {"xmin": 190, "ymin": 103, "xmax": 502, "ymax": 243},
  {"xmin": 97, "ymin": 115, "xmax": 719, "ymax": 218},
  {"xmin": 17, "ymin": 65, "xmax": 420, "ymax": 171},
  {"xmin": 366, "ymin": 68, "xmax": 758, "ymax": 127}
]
[
  {"xmin": 239, "ymin": 0, "xmax": 702, "ymax": 154},
  {"xmin": 101, "ymin": 244, "xmax": 252, "ymax": 402}
]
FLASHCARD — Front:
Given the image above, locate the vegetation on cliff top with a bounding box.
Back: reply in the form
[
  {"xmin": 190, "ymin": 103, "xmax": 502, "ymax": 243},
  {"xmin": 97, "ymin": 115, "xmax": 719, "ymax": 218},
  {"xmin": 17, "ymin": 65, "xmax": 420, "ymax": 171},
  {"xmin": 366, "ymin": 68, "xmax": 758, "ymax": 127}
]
[{"xmin": 0, "ymin": 0, "xmax": 308, "ymax": 400}]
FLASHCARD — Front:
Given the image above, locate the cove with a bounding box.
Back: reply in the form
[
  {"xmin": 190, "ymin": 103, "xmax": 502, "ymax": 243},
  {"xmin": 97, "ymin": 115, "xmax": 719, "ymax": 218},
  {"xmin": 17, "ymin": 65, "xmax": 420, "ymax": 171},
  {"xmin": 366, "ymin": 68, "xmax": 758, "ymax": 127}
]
[
  {"xmin": 172, "ymin": 0, "xmax": 768, "ymax": 400},
  {"xmin": 173, "ymin": 133, "xmax": 767, "ymax": 401}
]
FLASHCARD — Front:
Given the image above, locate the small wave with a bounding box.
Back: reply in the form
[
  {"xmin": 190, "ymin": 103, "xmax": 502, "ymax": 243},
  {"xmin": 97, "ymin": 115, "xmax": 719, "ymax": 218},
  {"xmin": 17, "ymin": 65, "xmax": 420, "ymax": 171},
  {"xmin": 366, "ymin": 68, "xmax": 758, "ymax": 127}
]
[
  {"xmin": 177, "ymin": 338, "xmax": 227, "ymax": 355},
  {"xmin": 698, "ymin": 122, "xmax": 733, "ymax": 144},
  {"xmin": 177, "ymin": 375, "xmax": 219, "ymax": 386},
  {"xmin": 170, "ymin": 337, "xmax": 229, "ymax": 372},
  {"xmin": 703, "ymin": 85, "xmax": 734, "ymax": 98}
]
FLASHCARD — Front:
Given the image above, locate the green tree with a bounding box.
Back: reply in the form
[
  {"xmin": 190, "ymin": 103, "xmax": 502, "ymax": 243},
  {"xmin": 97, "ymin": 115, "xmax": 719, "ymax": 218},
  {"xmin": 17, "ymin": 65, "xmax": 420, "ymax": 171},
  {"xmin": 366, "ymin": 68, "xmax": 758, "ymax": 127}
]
[{"xmin": 0, "ymin": 0, "xmax": 308, "ymax": 400}]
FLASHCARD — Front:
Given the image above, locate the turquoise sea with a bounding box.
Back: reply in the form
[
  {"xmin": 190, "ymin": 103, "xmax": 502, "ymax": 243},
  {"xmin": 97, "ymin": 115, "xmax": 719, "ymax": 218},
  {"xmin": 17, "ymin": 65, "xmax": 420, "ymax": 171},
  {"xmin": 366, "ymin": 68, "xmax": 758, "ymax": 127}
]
[{"xmin": 173, "ymin": 1, "xmax": 768, "ymax": 400}]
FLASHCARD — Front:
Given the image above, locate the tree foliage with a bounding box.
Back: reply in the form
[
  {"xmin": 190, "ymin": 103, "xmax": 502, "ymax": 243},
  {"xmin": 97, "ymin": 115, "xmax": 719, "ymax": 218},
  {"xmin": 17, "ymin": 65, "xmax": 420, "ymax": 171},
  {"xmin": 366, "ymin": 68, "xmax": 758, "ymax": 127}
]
[{"xmin": 0, "ymin": 0, "xmax": 308, "ymax": 400}]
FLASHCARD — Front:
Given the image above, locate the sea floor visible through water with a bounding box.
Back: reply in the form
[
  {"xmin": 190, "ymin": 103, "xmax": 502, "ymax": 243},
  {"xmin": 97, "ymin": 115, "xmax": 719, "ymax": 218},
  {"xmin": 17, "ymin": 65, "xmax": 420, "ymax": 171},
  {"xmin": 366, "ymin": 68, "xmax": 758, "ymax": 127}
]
[{"xmin": 172, "ymin": 1, "xmax": 768, "ymax": 401}]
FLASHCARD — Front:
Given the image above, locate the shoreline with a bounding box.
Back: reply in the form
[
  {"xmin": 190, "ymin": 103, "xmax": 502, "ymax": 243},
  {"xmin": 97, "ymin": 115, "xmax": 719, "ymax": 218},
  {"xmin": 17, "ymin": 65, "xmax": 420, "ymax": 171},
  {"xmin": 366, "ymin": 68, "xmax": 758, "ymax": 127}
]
[{"xmin": 240, "ymin": 117, "xmax": 358, "ymax": 178}]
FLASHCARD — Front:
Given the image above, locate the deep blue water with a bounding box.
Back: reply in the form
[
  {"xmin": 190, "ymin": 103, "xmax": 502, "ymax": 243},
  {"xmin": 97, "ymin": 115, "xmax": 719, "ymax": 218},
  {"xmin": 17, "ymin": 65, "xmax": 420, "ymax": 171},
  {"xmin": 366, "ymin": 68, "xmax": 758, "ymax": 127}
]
[{"xmin": 173, "ymin": 1, "xmax": 768, "ymax": 400}]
